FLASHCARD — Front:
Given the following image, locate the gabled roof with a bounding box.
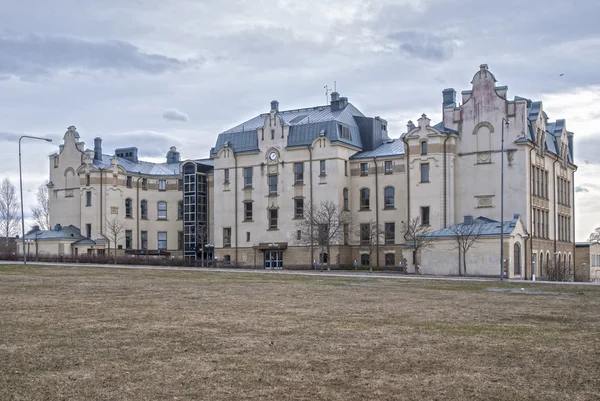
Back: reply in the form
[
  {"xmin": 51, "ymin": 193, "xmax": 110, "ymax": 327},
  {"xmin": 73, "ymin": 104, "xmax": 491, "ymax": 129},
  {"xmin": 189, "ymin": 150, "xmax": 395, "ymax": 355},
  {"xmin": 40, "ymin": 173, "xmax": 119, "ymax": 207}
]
[
  {"xmin": 425, "ymin": 215, "xmax": 520, "ymax": 238},
  {"xmin": 350, "ymin": 139, "xmax": 405, "ymax": 159},
  {"xmin": 92, "ymin": 154, "xmax": 180, "ymax": 176}
]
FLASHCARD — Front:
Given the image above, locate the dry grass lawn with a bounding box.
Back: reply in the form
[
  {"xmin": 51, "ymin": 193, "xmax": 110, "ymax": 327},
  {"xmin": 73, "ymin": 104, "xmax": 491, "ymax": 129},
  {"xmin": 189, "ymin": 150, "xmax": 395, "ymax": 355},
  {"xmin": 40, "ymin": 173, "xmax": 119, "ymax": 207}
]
[{"xmin": 1, "ymin": 265, "xmax": 599, "ymax": 400}]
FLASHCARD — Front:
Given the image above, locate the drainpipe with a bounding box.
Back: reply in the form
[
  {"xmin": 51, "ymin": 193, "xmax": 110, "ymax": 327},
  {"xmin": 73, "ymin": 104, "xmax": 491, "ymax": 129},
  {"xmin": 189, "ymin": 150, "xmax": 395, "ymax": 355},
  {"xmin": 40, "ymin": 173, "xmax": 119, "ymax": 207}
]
[
  {"xmin": 136, "ymin": 176, "xmax": 143, "ymax": 251},
  {"xmin": 373, "ymin": 157, "xmax": 380, "ymax": 267},
  {"xmin": 553, "ymin": 159, "xmax": 558, "ymax": 270},
  {"xmin": 402, "ymin": 137, "xmax": 411, "ymax": 269},
  {"xmin": 443, "ymin": 134, "xmax": 450, "ymax": 228},
  {"xmin": 528, "ymin": 147, "xmax": 536, "ymax": 280},
  {"xmin": 308, "ymin": 146, "xmax": 314, "ymax": 265},
  {"xmin": 98, "ymin": 167, "xmax": 110, "ymax": 254},
  {"xmin": 232, "ymin": 152, "xmax": 239, "ymax": 263}
]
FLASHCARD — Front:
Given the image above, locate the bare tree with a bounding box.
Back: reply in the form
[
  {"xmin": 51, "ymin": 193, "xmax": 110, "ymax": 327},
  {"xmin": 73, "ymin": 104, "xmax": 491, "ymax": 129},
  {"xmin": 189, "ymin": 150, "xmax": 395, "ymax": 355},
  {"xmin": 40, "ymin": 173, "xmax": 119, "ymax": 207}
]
[
  {"xmin": 588, "ymin": 227, "xmax": 600, "ymax": 244},
  {"xmin": 546, "ymin": 257, "xmax": 574, "ymax": 282},
  {"xmin": 449, "ymin": 218, "xmax": 485, "ymax": 276},
  {"xmin": 294, "ymin": 201, "xmax": 351, "ymax": 271},
  {"xmin": 195, "ymin": 222, "xmax": 212, "ymax": 267},
  {"xmin": 356, "ymin": 219, "xmax": 384, "ymax": 272},
  {"xmin": 31, "ymin": 180, "xmax": 50, "ymax": 231},
  {"xmin": 0, "ymin": 177, "xmax": 20, "ymax": 246},
  {"xmin": 399, "ymin": 217, "xmax": 435, "ymax": 272},
  {"xmin": 105, "ymin": 216, "xmax": 126, "ymax": 263}
]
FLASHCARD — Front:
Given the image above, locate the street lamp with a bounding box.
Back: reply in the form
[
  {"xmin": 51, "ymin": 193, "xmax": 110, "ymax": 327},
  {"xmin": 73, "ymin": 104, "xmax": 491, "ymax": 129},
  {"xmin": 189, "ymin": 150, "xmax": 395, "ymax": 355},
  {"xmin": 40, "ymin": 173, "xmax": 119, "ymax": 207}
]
[
  {"xmin": 19, "ymin": 135, "xmax": 53, "ymax": 264},
  {"xmin": 500, "ymin": 117, "xmax": 509, "ymax": 280}
]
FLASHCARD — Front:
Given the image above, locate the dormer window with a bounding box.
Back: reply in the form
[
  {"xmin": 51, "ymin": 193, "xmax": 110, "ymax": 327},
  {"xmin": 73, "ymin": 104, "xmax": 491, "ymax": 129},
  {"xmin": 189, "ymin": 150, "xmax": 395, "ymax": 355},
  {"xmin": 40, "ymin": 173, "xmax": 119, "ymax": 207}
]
[
  {"xmin": 339, "ymin": 124, "xmax": 351, "ymax": 140},
  {"xmin": 421, "ymin": 141, "xmax": 428, "ymax": 155}
]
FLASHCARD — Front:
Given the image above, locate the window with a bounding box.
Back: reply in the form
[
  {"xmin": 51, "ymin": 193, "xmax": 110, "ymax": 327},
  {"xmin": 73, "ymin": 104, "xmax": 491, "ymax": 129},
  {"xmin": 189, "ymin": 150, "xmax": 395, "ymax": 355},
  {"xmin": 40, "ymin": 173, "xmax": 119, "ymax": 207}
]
[
  {"xmin": 294, "ymin": 163, "xmax": 304, "ymax": 184},
  {"xmin": 140, "ymin": 231, "xmax": 148, "ymax": 250},
  {"xmin": 53, "ymin": 157, "xmax": 59, "ymax": 168},
  {"xmin": 178, "ymin": 201, "xmax": 183, "ymax": 220},
  {"xmin": 244, "ymin": 167, "xmax": 253, "ymax": 187},
  {"xmin": 297, "ymin": 230, "xmax": 301, "ymax": 240},
  {"xmin": 385, "ymin": 222, "xmax": 395, "ymax": 244},
  {"xmin": 85, "ymin": 174, "xmax": 90, "ymax": 186},
  {"xmin": 360, "ymin": 223, "xmax": 370, "ymax": 244},
  {"xmin": 344, "ymin": 161, "xmax": 348, "ymax": 176},
  {"xmin": 360, "ymin": 188, "xmax": 370, "ymax": 210},
  {"xmin": 360, "ymin": 163, "xmax": 369, "ymax": 176},
  {"xmin": 384, "ymin": 187, "xmax": 395, "ymax": 209},
  {"xmin": 86, "ymin": 191, "xmax": 92, "ymax": 206},
  {"xmin": 142, "ymin": 178, "xmax": 148, "ymax": 190},
  {"xmin": 157, "ymin": 232, "xmax": 167, "ymax": 249},
  {"xmin": 246, "ymin": 232, "xmax": 250, "ymax": 242},
  {"xmin": 343, "ymin": 188, "xmax": 349, "ymax": 211},
  {"xmin": 125, "ymin": 230, "xmax": 132, "ymax": 249},
  {"xmin": 141, "ymin": 200, "xmax": 148, "ymax": 219},
  {"xmin": 224, "ymin": 169, "xmax": 230, "ymax": 184},
  {"xmin": 223, "ymin": 228, "xmax": 231, "ymax": 247},
  {"xmin": 343, "ymin": 224, "xmax": 349, "ymax": 245},
  {"xmin": 339, "ymin": 124, "xmax": 351, "ymax": 140},
  {"xmin": 421, "ymin": 141, "xmax": 428, "ymax": 155},
  {"xmin": 320, "ymin": 253, "xmax": 328, "ymax": 264},
  {"xmin": 385, "ymin": 161, "xmax": 393, "ymax": 174},
  {"xmin": 158, "ymin": 180, "xmax": 166, "ymax": 191},
  {"xmin": 178, "ymin": 231, "xmax": 183, "ymax": 250},
  {"xmin": 268, "ymin": 175, "xmax": 278, "ymax": 195},
  {"xmin": 385, "ymin": 253, "xmax": 395, "ymax": 266},
  {"xmin": 85, "ymin": 223, "xmax": 91, "ymax": 238},
  {"xmin": 157, "ymin": 201, "xmax": 167, "ymax": 219},
  {"xmin": 271, "ymin": 129, "xmax": 275, "ymax": 140},
  {"xmin": 125, "ymin": 198, "xmax": 133, "ymax": 218},
  {"xmin": 294, "ymin": 198, "xmax": 304, "ymax": 218},
  {"xmin": 269, "ymin": 209, "xmax": 278, "ymax": 229},
  {"xmin": 126, "ymin": 176, "xmax": 132, "ymax": 188},
  {"xmin": 361, "ymin": 254, "xmax": 370, "ymax": 266},
  {"xmin": 421, "ymin": 206, "xmax": 430, "ymax": 226},
  {"xmin": 244, "ymin": 202, "xmax": 253, "ymax": 221},
  {"xmin": 320, "ymin": 160, "xmax": 326, "ymax": 176},
  {"xmin": 420, "ymin": 163, "xmax": 430, "ymax": 183}
]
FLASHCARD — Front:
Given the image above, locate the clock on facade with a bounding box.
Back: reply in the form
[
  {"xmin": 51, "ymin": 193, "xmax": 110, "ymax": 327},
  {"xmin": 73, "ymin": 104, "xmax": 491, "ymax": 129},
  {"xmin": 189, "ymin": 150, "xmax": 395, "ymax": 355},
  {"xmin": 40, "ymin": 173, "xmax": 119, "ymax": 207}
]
[{"xmin": 269, "ymin": 152, "xmax": 277, "ymax": 161}]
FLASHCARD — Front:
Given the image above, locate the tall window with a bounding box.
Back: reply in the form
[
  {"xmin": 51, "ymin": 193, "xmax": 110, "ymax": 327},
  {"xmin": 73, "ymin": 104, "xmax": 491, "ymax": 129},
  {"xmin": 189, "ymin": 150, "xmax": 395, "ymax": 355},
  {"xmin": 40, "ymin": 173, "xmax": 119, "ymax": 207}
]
[
  {"xmin": 125, "ymin": 230, "xmax": 132, "ymax": 249},
  {"xmin": 385, "ymin": 253, "xmax": 395, "ymax": 266},
  {"xmin": 360, "ymin": 163, "xmax": 369, "ymax": 176},
  {"xmin": 268, "ymin": 175, "xmax": 278, "ymax": 195},
  {"xmin": 343, "ymin": 224, "xmax": 349, "ymax": 245},
  {"xmin": 246, "ymin": 232, "xmax": 251, "ymax": 242},
  {"xmin": 361, "ymin": 254, "xmax": 370, "ymax": 266},
  {"xmin": 269, "ymin": 209, "xmax": 278, "ymax": 229},
  {"xmin": 360, "ymin": 188, "xmax": 370, "ymax": 210},
  {"xmin": 320, "ymin": 160, "xmax": 326, "ymax": 176},
  {"xmin": 223, "ymin": 228, "xmax": 231, "ymax": 247},
  {"xmin": 244, "ymin": 167, "xmax": 253, "ymax": 187},
  {"xmin": 420, "ymin": 163, "xmax": 430, "ymax": 183},
  {"xmin": 294, "ymin": 198, "xmax": 304, "ymax": 218},
  {"xmin": 125, "ymin": 198, "xmax": 133, "ymax": 218},
  {"xmin": 141, "ymin": 231, "xmax": 148, "ymax": 249},
  {"xmin": 421, "ymin": 141, "xmax": 428, "ymax": 155},
  {"xmin": 85, "ymin": 174, "xmax": 90, "ymax": 186},
  {"xmin": 344, "ymin": 161, "xmax": 348, "ymax": 176},
  {"xmin": 384, "ymin": 187, "xmax": 395, "ymax": 209},
  {"xmin": 140, "ymin": 200, "xmax": 148, "ymax": 219},
  {"xmin": 158, "ymin": 180, "xmax": 166, "ymax": 191},
  {"xmin": 157, "ymin": 232, "xmax": 167, "ymax": 249},
  {"xmin": 244, "ymin": 202, "xmax": 253, "ymax": 221},
  {"xmin": 178, "ymin": 201, "xmax": 183, "ymax": 220},
  {"xmin": 385, "ymin": 222, "xmax": 395, "ymax": 244},
  {"xmin": 178, "ymin": 231, "xmax": 184, "ymax": 250},
  {"xmin": 126, "ymin": 176, "xmax": 132, "ymax": 188},
  {"xmin": 421, "ymin": 206, "xmax": 430, "ymax": 226},
  {"xmin": 86, "ymin": 223, "xmax": 91, "ymax": 238},
  {"xmin": 224, "ymin": 169, "xmax": 230, "ymax": 184},
  {"xmin": 86, "ymin": 191, "xmax": 92, "ymax": 206},
  {"xmin": 157, "ymin": 201, "xmax": 167, "ymax": 219},
  {"xmin": 294, "ymin": 163, "xmax": 304, "ymax": 184},
  {"xmin": 360, "ymin": 223, "xmax": 370, "ymax": 244},
  {"xmin": 343, "ymin": 188, "xmax": 349, "ymax": 211},
  {"xmin": 385, "ymin": 161, "xmax": 393, "ymax": 174},
  {"xmin": 142, "ymin": 178, "xmax": 148, "ymax": 190}
]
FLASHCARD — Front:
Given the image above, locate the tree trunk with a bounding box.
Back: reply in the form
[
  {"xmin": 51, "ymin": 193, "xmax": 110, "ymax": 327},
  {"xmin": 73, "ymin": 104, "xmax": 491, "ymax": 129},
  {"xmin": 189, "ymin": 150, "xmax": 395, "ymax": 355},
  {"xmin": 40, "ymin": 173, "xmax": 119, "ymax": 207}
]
[{"xmin": 462, "ymin": 251, "xmax": 467, "ymax": 276}]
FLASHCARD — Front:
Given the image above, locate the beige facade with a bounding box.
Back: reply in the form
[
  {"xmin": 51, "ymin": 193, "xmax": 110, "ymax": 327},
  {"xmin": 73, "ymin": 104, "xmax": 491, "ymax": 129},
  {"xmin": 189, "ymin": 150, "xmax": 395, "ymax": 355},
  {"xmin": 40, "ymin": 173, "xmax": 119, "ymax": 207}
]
[{"xmin": 574, "ymin": 242, "xmax": 600, "ymax": 282}]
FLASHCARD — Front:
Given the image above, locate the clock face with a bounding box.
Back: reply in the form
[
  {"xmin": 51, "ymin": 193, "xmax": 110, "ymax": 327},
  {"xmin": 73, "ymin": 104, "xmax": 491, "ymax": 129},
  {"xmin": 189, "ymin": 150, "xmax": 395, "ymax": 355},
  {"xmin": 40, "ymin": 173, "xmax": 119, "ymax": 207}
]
[{"xmin": 269, "ymin": 152, "xmax": 277, "ymax": 161}]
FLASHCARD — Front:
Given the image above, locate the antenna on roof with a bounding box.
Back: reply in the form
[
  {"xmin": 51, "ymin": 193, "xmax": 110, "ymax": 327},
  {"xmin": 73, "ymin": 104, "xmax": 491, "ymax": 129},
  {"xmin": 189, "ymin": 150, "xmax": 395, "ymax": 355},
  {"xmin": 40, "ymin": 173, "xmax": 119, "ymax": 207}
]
[
  {"xmin": 334, "ymin": 81, "xmax": 336, "ymax": 92},
  {"xmin": 324, "ymin": 85, "xmax": 331, "ymax": 104}
]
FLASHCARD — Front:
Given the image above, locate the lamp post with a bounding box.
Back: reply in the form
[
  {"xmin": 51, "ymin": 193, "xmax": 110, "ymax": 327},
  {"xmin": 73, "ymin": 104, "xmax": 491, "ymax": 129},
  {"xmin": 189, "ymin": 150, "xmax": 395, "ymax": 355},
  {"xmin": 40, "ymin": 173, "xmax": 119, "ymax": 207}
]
[
  {"xmin": 500, "ymin": 118, "xmax": 509, "ymax": 280},
  {"xmin": 19, "ymin": 135, "xmax": 53, "ymax": 264}
]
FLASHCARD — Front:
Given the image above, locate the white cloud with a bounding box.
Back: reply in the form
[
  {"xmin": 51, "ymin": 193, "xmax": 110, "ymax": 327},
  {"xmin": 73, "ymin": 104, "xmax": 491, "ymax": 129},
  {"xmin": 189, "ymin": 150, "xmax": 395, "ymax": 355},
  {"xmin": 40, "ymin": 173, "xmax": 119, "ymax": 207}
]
[{"xmin": 162, "ymin": 108, "xmax": 189, "ymax": 122}]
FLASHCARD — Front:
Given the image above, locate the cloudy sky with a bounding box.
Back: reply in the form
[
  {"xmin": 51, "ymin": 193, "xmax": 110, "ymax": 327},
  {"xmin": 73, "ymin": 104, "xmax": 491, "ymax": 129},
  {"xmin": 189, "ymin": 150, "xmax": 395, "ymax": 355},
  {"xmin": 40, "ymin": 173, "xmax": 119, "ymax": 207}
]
[{"xmin": 1, "ymin": 0, "xmax": 599, "ymax": 240}]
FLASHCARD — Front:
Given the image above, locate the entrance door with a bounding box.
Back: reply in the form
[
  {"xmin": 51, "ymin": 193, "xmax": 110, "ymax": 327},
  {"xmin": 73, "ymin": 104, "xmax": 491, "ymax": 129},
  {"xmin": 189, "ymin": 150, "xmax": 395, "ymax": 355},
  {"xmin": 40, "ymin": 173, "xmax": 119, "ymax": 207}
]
[
  {"xmin": 513, "ymin": 243, "xmax": 521, "ymax": 275},
  {"xmin": 264, "ymin": 250, "xmax": 283, "ymax": 270}
]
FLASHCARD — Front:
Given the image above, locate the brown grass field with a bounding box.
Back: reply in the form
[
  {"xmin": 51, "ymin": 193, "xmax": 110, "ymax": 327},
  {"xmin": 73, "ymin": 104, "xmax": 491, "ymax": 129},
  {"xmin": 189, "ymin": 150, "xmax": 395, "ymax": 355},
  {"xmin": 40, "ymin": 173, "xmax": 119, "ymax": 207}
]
[{"xmin": 1, "ymin": 264, "xmax": 599, "ymax": 401}]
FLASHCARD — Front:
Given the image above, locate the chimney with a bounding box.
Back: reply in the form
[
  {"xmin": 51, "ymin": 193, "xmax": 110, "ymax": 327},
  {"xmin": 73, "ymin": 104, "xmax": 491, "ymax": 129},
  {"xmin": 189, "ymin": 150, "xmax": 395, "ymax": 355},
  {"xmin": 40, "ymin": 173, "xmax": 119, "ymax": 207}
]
[
  {"xmin": 166, "ymin": 146, "xmax": 181, "ymax": 164},
  {"xmin": 464, "ymin": 215, "xmax": 474, "ymax": 225},
  {"xmin": 54, "ymin": 224, "xmax": 62, "ymax": 231},
  {"xmin": 94, "ymin": 137, "xmax": 102, "ymax": 161},
  {"xmin": 442, "ymin": 88, "xmax": 456, "ymax": 109},
  {"xmin": 330, "ymin": 92, "xmax": 340, "ymax": 102},
  {"xmin": 330, "ymin": 92, "xmax": 347, "ymax": 111},
  {"xmin": 270, "ymin": 100, "xmax": 279, "ymax": 113}
]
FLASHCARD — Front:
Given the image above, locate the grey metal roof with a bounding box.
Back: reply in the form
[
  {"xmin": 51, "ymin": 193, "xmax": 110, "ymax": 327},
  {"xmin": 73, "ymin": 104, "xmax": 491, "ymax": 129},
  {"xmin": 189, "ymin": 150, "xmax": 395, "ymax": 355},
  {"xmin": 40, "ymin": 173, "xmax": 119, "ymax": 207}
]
[
  {"xmin": 432, "ymin": 121, "xmax": 459, "ymax": 134},
  {"xmin": 93, "ymin": 154, "xmax": 180, "ymax": 176},
  {"xmin": 350, "ymin": 139, "xmax": 405, "ymax": 159},
  {"xmin": 24, "ymin": 225, "xmax": 85, "ymax": 241},
  {"xmin": 425, "ymin": 215, "xmax": 519, "ymax": 238}
]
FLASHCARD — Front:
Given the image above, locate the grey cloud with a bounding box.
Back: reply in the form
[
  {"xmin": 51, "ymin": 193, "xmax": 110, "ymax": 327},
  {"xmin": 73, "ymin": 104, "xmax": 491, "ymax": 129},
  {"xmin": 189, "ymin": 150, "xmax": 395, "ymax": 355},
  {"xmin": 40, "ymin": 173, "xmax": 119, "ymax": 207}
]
[
  {"xmin": 574, "ymin": 135, "xmax": 600, "ymax": 165},
  {"xmin": 0, "ymin": 33, "xmax": 203, "ymax": 79},
  {"xmin": 386, "ymin": 31, "xmax": 458, "ymax": 61},
  {"xmin": 576, "ymin": 186, "xmax": 590, "ymax": 193},
  {"xmin": 162, "ymin": 108, "xmax": 189, "ymax": 122},
  {"xmin": 101, "ymin": 131, "xmax": 182, "ymax": 159}
]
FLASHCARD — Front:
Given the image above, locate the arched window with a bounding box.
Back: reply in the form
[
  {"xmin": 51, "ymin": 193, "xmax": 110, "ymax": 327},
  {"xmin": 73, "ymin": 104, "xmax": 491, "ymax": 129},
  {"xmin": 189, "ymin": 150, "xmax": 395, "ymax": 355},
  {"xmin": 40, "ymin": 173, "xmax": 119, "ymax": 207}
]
[
  {"xmin": 360, "ymin": 188, "xmax": 370, "ymax": 210},
  {"xmin": 157, "ymin": 201, "xmax": 167, "ymax": 220},
  {"xmin": 125, "ymin": 198, "xmax": 133, "ymax": 218},
  {"xmin": 178, "ymin": 201, "xmax": 183, "ymax": 220},
  {"xmin": 140, "ymin": 200, "xmax": 148, "ymax": 219},
  {"xmin": 384, "ymin": 187, "xmax": 395, "ymax": 209},
  {"xmin": 421, "ymin": 141, "xmax": 428, "ymax": 155},
  {"xmin": 343, "ymin": 188, "xmax": 349, "ymax": 211}
]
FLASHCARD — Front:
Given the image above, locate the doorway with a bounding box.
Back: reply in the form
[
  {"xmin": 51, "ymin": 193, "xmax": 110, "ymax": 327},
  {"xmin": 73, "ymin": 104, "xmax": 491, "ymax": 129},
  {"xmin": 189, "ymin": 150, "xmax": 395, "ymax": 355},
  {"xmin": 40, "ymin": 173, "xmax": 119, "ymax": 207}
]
[{"xmin": 264, "ymin": 250, "xmax": 283, "ymax": 269}]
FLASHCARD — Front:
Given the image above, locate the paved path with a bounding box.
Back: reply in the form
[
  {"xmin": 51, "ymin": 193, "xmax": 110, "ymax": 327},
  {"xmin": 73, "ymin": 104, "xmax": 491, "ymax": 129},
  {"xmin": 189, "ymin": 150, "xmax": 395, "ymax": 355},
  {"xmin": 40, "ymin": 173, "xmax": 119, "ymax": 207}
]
[{"xmin": 1, "ymin": 260, "xmax": 598, "ymax": 286}]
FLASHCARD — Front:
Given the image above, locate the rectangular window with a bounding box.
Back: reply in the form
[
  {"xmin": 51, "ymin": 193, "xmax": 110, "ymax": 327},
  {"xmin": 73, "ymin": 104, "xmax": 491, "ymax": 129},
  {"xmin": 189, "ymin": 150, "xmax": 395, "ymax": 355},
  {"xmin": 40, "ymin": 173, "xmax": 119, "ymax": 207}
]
[
  {"xmin": 268, "ymin": 175, "xmax": 278, "ymax": 195},
  {"xmin": 244, "ymin": 202, "xmax": 253, "ymax": 221},
  {"xmin": 269, "ymin": 209, "xmax": 278, "ymax": 229},
  {"xmin": 421, "ymin": 206, "xmax": 430, "ymax": 226},
  {"xmin": 125, "ymin": 230, "xmax": 132, "ymax": 249},
  {"xmin": 86, "ymin": 174, "xmax": 90, "ymax": 186},
  {"xmin": 158, "ymin": 180, "xmax": 166, "ymax": 191},
  {"xmin": 420, "ymin": 163, "xmax": 430, "ymax": 183},
  {"xmin": 271, "ymin": 129, "xmax": 275, "ymax": 140},
  {"xmin": 224, "ymin": 169, "xmax": 230, "ymax": 184},
  {"xmin": 344, "ymin": 161, "xmax": 348, "ymax": 176},
  {"xmin": 320, "ymin": 160, "xmax": 326, "ymax": 176},
  {"xmin": 157, "ymin": 232, "xmax": 167, "ymax": 250},
  {"xmin": 244, "ymin": 167, "xmax": 253, "ymax": 187},
  {"xmin": 246, "ymin": 232, "xmax": 251, "ymax": 242},
  {"xmin": 360, "ymin": 163, "xmax": 369, "ymax": 176},
  {"xmin": 178, "ymin": 231, "xmax": 183, "ymax": 250},
  {"xmin": 157, "ymin": 202, "xmax": 167, "ymax": 219},
  {"xmin": 294, "ymin": 198, "xmax": 304, "ymax": 218},
  {"xmin": 385, "ymin": 222, "xmax": 395, "ymax": 244},
  {"xmin": 294, "ymin": 163, "xmax": 304, "ymax": 184},
  {"xmin": 141, "ymin": 201, "xmax": 147, "ymax": 219},
  {"xmin": 360, "ymin": 223, "xmax": 370, "ymax": 244},
  {"xmin": 142, "ymin": 178, "xmax": 148, "ymax": 190},
  {"xmin": 343, "ymin": 224, "xmax": 349, "ymax": 245},
  {"xmin": 141, "ymin": 231, "xmax": 148, "ymax": 250},
  {"xmin": 125, "ymin": 199, "xmax": 132, "ymax": 218},
  {"xmin": 545, "ymin": 172, "xmax": 549, "ymax": 198},
  {"xmin": 53, "ymin": 157, "xmax": 59, "ymax": 168},
  {"xmin": 421, "ymin": 141, "xmax": 428, "ymax": 155},
  {"xmin": 223, "ymin": 227, "xmax": 231, "ymax": 247},
  {"xmin": 86, "ymin": 191, "xmax": 92, "ymax": 206},
  {"xmin": 385, "ymin": 161, "xmax": 393, "ymax": 174},
  {"xmin": 385, "ymin": 253, "xmax": 395, "ymax": 266},
  {"xmin": 297, "ymin": 230, "xmax": 301, "ymax": 241},
  {"xmin": 86, "ymin": 223, "xmax": 91, "ymax": 238},
  {"xmin": 339, "ymin": 124, "xmax": 351, "ymax": 140},
  {"xmin": 361, "ymin": 254, "xmax": 370, "ymax": 266},
  {"xmin": 126, "ymin": 176, "xmax": 132, "ymax": 188}
]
